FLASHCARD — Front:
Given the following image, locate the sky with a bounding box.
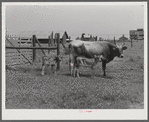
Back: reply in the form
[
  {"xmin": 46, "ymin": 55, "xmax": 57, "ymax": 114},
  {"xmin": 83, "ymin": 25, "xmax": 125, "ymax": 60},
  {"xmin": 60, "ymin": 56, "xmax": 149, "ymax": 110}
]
[{"xmin": 5, "ymin": 3, "xmax": 144, "ymax": 40}]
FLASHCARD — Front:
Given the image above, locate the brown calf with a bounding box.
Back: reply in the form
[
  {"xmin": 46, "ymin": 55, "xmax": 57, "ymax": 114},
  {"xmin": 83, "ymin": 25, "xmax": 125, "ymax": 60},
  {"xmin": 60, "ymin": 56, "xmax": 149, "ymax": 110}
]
[{"xmin": 71, "ymin": 55, "xmax": 102, "ymax": 78}]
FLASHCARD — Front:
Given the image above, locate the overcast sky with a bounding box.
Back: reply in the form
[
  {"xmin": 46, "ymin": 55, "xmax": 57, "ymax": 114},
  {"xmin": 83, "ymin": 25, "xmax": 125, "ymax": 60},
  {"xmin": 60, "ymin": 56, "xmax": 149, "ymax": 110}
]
[{"xmin": 5, "ymin": 3, "xmax": 144, "ymax": 39}]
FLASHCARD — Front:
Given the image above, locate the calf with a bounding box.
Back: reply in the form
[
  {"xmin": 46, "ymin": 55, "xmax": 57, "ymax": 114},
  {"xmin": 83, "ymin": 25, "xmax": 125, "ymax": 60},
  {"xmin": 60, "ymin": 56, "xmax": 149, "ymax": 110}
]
[
  {"xmin": 41, "ymin": 56, "xmax": 56, "ymax": 76},
  {"xmin": 71, "ymin": 55, "xmax": 103, "ymax": 78}
]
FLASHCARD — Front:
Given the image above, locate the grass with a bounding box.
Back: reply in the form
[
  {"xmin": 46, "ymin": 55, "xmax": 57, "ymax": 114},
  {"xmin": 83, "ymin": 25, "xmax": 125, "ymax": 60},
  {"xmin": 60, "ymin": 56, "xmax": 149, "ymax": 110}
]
[{"xmin": 5, "ymin": 41, "xmax": 144, "ymax": 109}]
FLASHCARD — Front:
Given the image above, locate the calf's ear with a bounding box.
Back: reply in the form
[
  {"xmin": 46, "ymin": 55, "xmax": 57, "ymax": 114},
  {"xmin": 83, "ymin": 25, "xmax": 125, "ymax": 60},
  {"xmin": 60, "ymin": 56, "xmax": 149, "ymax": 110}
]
[{"xmin": 122, "ymin": 46, "xmax": 127, "ymax": 50}]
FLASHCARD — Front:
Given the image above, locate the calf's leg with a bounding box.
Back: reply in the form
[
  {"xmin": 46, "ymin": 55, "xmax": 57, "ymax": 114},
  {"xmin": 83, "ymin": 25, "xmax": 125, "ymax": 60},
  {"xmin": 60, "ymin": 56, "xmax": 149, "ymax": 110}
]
[
  {"xmin": 76, "ymin": 68, "xmax": 80, "ymax": 78},
  {"xmin": 51, "ymin": 64, "xmax": 56, "ymax": 74},
  {"xmin": 41, "ymin": 65, "xmax": 46, "ymax": 76},
  {"xmin": 91, "ymin": 67, "xmax": 95, "ymax": 78}
]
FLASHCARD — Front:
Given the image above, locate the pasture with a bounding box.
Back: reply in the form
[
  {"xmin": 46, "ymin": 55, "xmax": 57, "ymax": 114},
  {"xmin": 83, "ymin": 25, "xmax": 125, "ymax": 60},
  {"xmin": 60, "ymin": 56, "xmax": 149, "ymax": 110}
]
[{"xmin": 5, "ymin": 40, "xmax": 144, "ymax": 109}]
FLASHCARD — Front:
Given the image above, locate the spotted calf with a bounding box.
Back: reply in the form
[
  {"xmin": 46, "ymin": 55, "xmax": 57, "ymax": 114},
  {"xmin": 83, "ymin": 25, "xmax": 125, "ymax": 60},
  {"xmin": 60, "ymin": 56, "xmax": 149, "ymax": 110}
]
[{"xmin": 41, "ymin": 56, "xmax": 56, "ymax": 76}]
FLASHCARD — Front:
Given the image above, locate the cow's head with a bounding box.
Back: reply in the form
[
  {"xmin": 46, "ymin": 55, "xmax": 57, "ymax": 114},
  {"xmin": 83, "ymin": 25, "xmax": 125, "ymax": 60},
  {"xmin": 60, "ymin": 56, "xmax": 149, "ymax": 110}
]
[{"xmin": 115, "ymin": 44, "xmax": 127, "ymax": 58}]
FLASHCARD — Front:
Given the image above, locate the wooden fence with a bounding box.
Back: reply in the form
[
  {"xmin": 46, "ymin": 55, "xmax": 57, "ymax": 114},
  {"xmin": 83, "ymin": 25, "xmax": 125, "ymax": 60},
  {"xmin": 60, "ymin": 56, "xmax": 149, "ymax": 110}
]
[
  {"xmin": 6, "ymin": 36, "xmax": 32, "ymax": 66},
  {"xmin": 6, "ymin": 32, "xmax": 65, "ymax": 70}
]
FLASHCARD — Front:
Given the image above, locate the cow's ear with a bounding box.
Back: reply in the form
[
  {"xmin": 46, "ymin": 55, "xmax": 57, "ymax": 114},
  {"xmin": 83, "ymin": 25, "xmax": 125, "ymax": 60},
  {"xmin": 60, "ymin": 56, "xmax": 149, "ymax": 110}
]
[{"xmin": 122, "ymin": 46, "xmax": 127, "ymax": 50}]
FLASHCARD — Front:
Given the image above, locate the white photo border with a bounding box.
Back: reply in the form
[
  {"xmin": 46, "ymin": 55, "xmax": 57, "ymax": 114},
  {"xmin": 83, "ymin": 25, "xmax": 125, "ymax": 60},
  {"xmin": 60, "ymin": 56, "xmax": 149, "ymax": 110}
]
[{"xmin": 2, "ymin": 2, "xmax": 148, "ymax": 120}]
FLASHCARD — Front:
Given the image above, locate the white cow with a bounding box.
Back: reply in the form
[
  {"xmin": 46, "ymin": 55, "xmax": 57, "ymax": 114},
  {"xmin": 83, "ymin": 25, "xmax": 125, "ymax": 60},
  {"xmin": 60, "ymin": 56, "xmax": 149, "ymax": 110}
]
[{"xmin": 68, "ymin": 40, "xmax": 127, "ymax": 76}]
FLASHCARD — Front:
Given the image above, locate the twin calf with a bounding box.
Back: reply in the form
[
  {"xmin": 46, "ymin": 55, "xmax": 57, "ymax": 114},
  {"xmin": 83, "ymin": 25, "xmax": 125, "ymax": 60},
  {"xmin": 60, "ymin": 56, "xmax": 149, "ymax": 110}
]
[{"xmin": 41, "ymin": 56, "xmax": 57, "ymax": 76}]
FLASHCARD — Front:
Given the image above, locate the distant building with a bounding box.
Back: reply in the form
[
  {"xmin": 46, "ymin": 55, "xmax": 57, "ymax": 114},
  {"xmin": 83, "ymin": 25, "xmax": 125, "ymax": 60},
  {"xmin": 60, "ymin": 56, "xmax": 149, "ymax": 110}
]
[
  {"xmin": 129, "ymin": 29, "xmax": 144, "ymax": 40},
  {"xmin": 81, "ymin": 33, "xmax": 97, "ymax": 41},
  {"xmin": 99, "ymin": 37, "xmax": 104, "ymax": 41},
  {"xmin": 119, "ymin": 35, "xmax": 128, "ymax": 42}
]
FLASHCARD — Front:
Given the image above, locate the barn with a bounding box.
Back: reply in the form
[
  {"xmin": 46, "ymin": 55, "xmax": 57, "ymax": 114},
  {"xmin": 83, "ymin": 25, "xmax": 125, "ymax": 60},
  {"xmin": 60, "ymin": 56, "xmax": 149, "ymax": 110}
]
[{"xmin": 81, "ymin": 33, "xmax": 97, "ymax": 41}]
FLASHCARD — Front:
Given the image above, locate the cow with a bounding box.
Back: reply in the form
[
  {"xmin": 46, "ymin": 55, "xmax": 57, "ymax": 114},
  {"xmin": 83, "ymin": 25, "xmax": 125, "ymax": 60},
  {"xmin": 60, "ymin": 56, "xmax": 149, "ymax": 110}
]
[
  {"xmin": 68, "ymin": 40, "xmax": 127, "ymax": 77},
  {"xmin": 71, "ymin": 55, "xmax": 103, "ymax": 78}
]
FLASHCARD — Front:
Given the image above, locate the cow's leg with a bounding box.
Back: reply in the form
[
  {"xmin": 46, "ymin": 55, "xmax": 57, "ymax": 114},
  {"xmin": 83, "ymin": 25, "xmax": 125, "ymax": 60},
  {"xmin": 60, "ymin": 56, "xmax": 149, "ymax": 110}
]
[
  {"xmin": 70, "ymin": 56, "xmax": 76, "ymax": 76},
  {"xmin": 71, "ymin": 68, "xmax": 73, "ymax": 76},
  {"xmin": 70, "ymin": 63, "xmax": 74, "ymax": 76},
  {"xmin": 73, "ymin": 66, "xmax": 77, "ymax": 77},
  {"xmin": 72, "ymin": 56, "xmax": 77, "ymax": 77},
  {"xmin": 102, "ymin": 60, "xmax": 106, "ymax": 76},
  {"xmin": 72, "ymin": 61, "xmax": 76, "ymax": 77},
  {"xmin": 76, "ymin": 68, "xmax": 80, "ymax": 78},
  {"xmin": 75, "ymin": 65, "xmax": 81, "ymax": 78},
  {"xmin": 69, "ymin": 60, "xmax": 73, "ymax": 75}
]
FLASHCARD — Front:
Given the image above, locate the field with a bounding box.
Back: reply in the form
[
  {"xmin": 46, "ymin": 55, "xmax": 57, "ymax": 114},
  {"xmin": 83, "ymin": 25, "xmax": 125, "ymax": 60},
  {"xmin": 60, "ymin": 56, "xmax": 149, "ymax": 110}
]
[{"xmin": 5, "ymin": 40, "xmax": 144, "ymax": 109}]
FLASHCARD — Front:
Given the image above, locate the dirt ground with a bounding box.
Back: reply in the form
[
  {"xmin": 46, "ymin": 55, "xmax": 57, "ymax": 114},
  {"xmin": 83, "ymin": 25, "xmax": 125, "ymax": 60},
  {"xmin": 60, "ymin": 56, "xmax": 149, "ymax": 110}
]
[{"xmin": 5, "ymin": 41, "xmax": 144, "ymax": 109}]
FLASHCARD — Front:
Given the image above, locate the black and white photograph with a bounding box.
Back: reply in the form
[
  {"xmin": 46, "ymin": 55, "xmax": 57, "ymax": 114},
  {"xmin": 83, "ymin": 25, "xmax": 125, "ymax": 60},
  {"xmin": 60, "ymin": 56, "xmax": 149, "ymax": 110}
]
[{"xmin": 2, "ymin": 2, "xmax": 148, "ymax": 120}]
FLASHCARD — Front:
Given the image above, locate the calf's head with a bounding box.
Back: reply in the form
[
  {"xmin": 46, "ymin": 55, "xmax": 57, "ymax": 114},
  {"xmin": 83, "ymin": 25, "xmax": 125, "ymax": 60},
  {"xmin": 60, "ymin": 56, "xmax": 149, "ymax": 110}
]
[
  {"xmin": 94, "ymin": 55, "xmax": 102, "ymax": 62},
  {"xmin": 42, "ymin": 56, "xmax": 51, "ymax": 66}
]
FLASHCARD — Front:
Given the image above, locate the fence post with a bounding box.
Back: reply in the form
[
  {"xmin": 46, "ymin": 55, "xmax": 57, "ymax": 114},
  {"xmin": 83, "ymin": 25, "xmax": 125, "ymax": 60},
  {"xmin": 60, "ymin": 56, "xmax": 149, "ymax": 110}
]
[
  {"xmin": 48, "ymin": 36, "xmax": 51, "ymax": 53},
  {"xmin": 32, "ymin": 35, "xmax": 36, "ymax": 63},
  {"xmin": 95, "ymin": 36, "xmax": 97, "ymax": 41},
  {"xmin": 51, "ymin": 31, "xmax": 54, "ymax": 46},
  {"xmin": 55, "ymin": 33, "xmax": 57, "ymax": 46},
  {"xmin": 56, "ymin": 33, "xmax": 60, "ymax": 70},
  {"xmin": 131, "ymin": 39, "xmax": 133, "ymax": 48}
]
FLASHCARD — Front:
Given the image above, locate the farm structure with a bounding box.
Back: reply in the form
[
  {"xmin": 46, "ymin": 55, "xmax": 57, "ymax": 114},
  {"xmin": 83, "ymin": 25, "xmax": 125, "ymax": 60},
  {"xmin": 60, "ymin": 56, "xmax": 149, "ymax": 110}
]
[
  {"xmin": 130, "ymin": 29, "xmax": 144, "ymax": 40},
  {"xmin": 6, "ymin": 31, "xmax": 69, "ymax": 69},
  {"xmin": 77, "ymin": 33, "xmax": 97, "ymax": 41},
  {"xmin": 118, "ymin": 35, "xmax": 129, "ymax": 42}
]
